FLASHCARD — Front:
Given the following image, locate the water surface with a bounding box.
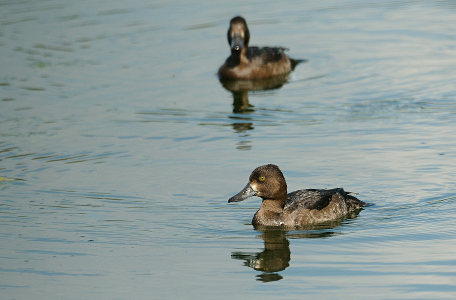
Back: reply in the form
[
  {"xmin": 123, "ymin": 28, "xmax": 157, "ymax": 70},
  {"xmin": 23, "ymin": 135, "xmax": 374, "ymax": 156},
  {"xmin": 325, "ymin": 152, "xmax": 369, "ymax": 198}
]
[{"xmin": 1, "ymin": 0, "xmax": 456, "ymax": 299}]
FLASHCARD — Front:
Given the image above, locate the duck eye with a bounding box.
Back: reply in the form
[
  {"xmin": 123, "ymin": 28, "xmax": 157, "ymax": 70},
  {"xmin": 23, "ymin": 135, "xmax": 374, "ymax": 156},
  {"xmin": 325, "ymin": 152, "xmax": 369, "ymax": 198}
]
[{"xmin": 259, "ymin": 176, "xmax": 265, "ymax": 182}]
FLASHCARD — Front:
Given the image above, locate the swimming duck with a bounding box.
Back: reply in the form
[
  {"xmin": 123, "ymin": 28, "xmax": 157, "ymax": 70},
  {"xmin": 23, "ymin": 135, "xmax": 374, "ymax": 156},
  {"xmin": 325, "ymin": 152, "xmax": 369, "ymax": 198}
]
[
  {"xmin": 218, "ymin": 16, "xmax": 303, "ymax": 80},
  {"xmin": 228, "ymin": 164, "xmax": 366, "ymax": 228}
]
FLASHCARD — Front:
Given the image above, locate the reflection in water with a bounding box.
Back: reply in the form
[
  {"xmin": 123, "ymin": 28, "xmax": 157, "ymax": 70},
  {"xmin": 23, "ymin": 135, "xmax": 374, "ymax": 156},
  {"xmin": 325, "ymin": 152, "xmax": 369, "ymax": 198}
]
[
  {"xmin": 231, "ymin": 230, "xmax": 290, "ymax": 282},
  {"xmin": 229, "ymin": 109, "xmax": 254, "ymax": 150},
  {"xmin": 219, "ymin": 74, "xmax": 291, "ymax": 113},
  {"xmin": 231, "ymin": 91, "xmax": 253, "ymax": 113},
  {"xmin": 231, "ymin": 223, "xmax": 344, "ymax": 282},
  {"xmin": 220, "ymin": 74, "xmax": 295, "ymax": 151},
  {"xmin": 229, "ymin": 115, "xmax": 254, "ymax": 150},
  {"xmin": 231, "ymin": 118, "xmax": 254, "ymax": 132}
]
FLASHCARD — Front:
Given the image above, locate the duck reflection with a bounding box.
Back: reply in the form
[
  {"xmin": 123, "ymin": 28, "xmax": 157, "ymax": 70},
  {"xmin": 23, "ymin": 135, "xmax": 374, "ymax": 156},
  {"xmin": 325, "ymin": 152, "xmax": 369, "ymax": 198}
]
[
  {"xmin": 219, "ymin": 62, "xmax": 305, "ymax": 149},
  {"xmin": 231, "ymin": 223, "xmax": 342, "ymax": 282},
  {"xmin": 231, "ymin": 229, "xmax": 290, "ymax": 281},
  {"xmin": 229, "ymin": 114, "xmax": 255, "ymax": 150},
  {"xmin": 220, "ymin": 73, "xmax": 291, "ymax": 113},
  {"xmin": 221, "ymin": 75, "xmax": 294, "ymax": 150}
]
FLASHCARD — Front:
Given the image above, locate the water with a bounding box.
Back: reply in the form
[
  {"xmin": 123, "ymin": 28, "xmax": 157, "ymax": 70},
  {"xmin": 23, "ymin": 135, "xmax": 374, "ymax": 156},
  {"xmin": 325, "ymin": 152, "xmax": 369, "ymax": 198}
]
[{"xmin": 1, "ymin": 0, "xmax": 456, "ymax": 299}]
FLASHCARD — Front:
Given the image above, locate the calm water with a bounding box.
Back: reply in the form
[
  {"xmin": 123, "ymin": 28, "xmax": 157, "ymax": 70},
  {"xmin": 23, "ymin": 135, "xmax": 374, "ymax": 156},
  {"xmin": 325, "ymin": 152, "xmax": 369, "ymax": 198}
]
[{"xmin": 1, "ymin": 0, "xmax": 456, "ymax": 299}]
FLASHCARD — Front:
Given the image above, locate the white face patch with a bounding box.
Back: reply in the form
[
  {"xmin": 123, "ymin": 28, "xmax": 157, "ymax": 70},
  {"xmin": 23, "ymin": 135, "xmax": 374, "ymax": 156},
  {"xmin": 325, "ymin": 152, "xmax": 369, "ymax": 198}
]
[
  {"xmin": 231, "ymin": 24, "xmax": 245, "ymax": 38},
  {"xmin": 250, "ymin": 182, "xmax": 258, "ymax": 192}
]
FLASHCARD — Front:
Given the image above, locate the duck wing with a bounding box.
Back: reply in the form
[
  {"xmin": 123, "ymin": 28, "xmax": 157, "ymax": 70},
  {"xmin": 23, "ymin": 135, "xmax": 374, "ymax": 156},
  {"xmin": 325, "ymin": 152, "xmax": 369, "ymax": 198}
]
[
  {"xmin": 285, "ymin": 188, "xmax": 359, "ymax": 211},
  {"xmin": 247, "ymin": 46, "xmax": 288, "ymax": 63}
]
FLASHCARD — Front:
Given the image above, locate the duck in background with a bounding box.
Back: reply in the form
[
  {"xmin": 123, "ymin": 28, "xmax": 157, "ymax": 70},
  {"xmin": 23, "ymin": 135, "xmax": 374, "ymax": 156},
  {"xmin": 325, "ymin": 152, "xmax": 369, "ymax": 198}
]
[{"xmin": 218, "ymin": 16, "xmax": 304, "ymax": 80}]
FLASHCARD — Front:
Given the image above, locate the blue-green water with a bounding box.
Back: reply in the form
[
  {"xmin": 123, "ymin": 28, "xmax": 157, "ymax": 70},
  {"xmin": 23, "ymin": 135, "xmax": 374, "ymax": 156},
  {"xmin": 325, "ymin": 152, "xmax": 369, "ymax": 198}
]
[{"xmin": 1, "ymin": 0, "xmax": 456, "ymax": 299}]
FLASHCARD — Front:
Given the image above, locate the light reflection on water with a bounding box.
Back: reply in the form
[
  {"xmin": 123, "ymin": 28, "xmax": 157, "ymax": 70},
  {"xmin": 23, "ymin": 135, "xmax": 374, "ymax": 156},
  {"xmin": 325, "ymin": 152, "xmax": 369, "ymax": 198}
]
[{"xmin": 1, "ymin": 0, "xmax": 456, "ymax": 299}]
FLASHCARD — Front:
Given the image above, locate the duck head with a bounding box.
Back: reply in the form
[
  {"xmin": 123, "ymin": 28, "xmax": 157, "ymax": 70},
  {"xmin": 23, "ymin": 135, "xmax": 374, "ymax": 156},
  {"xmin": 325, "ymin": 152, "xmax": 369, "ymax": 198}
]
[
  {"xmin": 228, "ymin": 164, "xmax": 287, "ymax": 203},
  {"xmin": 227, "ymin": 16, "xmax": 250, "ymax": 54}
]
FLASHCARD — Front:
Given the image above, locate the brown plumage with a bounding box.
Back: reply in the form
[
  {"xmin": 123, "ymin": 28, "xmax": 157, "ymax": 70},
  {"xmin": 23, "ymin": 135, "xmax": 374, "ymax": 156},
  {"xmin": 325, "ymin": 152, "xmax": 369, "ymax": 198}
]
[
  {"xmin": 228, "ymin": 164, "xmax": 366, "ymax": 228},
  {"xmin": 218, "ymin": 16, "xmax": 303, "ymax": 80}
]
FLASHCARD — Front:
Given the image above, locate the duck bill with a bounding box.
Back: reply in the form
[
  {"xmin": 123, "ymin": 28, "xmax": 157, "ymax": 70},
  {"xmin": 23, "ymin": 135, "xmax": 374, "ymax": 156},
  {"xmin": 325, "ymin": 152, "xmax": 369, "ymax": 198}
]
[
  {"xmin": 228, "ymin": 183, "xmax": 256, "ymax": 203},
  {"xmin": 230, "ymin": 34, "xmax": 244, "ymax": 52}
]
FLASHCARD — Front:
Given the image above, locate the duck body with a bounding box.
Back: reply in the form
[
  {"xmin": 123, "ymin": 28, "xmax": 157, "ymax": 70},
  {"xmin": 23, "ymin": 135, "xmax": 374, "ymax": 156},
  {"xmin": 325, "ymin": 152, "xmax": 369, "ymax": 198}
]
[
  {"xmin": 228, "ymin": 164, "xmax": 366, "ymax": 228},
  {"xmin": 218, "ymin": 16, "xmax": 303, "ymax": 80}
]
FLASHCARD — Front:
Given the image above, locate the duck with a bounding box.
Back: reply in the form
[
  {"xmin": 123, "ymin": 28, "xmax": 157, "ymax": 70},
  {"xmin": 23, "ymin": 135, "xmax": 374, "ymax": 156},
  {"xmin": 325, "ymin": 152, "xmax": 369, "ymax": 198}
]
[
  {"xmin": 218, "ymin": 16, "xmax": 304, "ymax": 80},
  {"xmin": 228, "ymin": 164, "xmax": 366, "ymax": 228}
]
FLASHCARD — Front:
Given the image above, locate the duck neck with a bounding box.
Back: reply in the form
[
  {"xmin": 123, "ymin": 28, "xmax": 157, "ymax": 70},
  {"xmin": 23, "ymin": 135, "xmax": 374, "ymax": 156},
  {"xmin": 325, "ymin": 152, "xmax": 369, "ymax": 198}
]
[
  {"xmin": 239, "ymin": 48, "xmax": 249, "ymax": 64},
  {"xmin": 253, "ymin": 197, "xmax": 286, "ymax": 227},
  {"xmin": 259, "ymin": 197, "xmax": 286, "ymax": 213},
  {"xmin": 229, "ymin": 48, "xmax": 249, "ymax": 65},
  {"xmin": 227, "ymin": 51, "xmax": 240, "ymax": 66}
]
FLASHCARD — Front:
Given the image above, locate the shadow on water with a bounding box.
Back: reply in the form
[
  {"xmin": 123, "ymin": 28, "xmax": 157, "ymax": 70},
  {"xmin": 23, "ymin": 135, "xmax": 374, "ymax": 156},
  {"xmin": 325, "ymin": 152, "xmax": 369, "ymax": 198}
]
[{"xmin": 231, "ymin": 221, "xmax": 344, "ymax": 282}]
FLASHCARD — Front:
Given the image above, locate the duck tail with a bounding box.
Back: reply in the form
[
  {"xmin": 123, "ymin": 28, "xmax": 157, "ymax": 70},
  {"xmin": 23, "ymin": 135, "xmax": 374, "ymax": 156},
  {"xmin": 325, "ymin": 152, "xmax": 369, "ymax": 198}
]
[
  {"xmin": 290, "ymin": 58, "xmax": 307, "ymax": 70},
  {"xmin": 346, "ymin": 193, "xmax": 367, "ymax": 208}
]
